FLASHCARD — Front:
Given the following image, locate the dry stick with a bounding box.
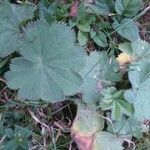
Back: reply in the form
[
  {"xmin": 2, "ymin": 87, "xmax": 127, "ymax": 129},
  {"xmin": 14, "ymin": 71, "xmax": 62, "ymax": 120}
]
[
  {"xmin": 0, "ymin": 78, "xmax": 6, "ymax": 83},
  {"xmin": 0, "ymin": 135, "xmax": 6, "ymax": 144},
  {"xmin": 27, "ymin": 109, "xmax": 51, "ymax": 132},
  {"xmin": 28, "ymin": 109, "xmax": 57, "ymax": 150}
]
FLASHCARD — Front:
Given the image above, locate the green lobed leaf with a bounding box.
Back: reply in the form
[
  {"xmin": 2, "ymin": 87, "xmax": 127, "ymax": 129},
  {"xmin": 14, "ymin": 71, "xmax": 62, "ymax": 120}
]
[
  {"xmin": 100, "ymin": 87, "xmax": 134, "ymax": 120},
  {"xmin": 128, "ymin": 60, "xmax": 150, "ymax": 121},
  {"xmin": 113, "ymin": 18, "xmax": 140, "ymax": 41},
  {"xmin": 81, "ymin": 51, "xmax": 120, "ymax": 82},
  {"xmin": 81, "ymin": 51, "xmax": 120, "ymax": 103},
  {"xmin": 0, "ymin": 0, "xmax": 36, "ymax": 57},
  {"xmin": 115, "ymin": 0, "xmax": 142, "ymax": 17},
  {"xmin": 107, "ymin": 116, "xmax": 143, "ymax": 139},
  {"xmin": 5, "ymin": 22, "xmax": 85, "ymax": 102},
  {"xmin": 93, "ymin": 131, "xmax": 123, "ymax": 150},
  {"xmin": 118, "ymin": 39, "xmax": 150, "ymax": 61}
]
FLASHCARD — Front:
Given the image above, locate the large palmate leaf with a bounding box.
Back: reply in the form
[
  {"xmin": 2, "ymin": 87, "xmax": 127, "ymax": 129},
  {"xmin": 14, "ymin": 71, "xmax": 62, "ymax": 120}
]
[
  {"xmin": 100, "ymin": 87, "xmax": 134, "ymax": 120},
  {"xmin": 81, "ymin": 51, "xmax": 120, "ymax": 81},
  {"xmin": 128, "ymin": 60, "xmax": 150, "ymax": 121},
  {"xmin": 115, "ymin": 0, "xmax": 142, "ymax": 17},
  {"xmin": 81, "ymin": 51, "xmax": 120, "ymax": 103},
  {"xmin": 0, "ymin": 0, "xmax": 36, "ymax": 57},
  {"xmin": 5, "ymin": 22, "xmax": 85, "ymax": 102},
  {"xmin": 113, "ymin": 18, "xmax": 140, "ymax": 41}
]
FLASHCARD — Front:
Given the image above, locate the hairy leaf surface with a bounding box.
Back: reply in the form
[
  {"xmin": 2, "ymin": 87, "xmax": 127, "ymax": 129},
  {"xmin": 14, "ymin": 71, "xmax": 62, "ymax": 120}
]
[
  {"xmin": 5, "ymin": 22, "xmax": 85, "ymax": 102},
  {"xmin": 128, "ymin": 60, "xmax": 150, "ymax": 121},
  {"xmin": 0, "ymin": 0, "xmax": 35, "ymax": 57}
]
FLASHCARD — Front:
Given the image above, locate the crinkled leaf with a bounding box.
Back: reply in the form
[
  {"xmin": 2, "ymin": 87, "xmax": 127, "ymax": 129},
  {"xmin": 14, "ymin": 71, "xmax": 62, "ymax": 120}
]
[
  {"xmin": 0, "ymin": 0, "xmax": 36, "ymax": 57},
  {"xmin": 100, "ymin": 87, "xmax": 134, "ymax": 120},
  {"xmin": 93, "ymin": 131, "xmax": 123, "ymax": 150},
  {"xmin": 113, "ymin": 18, "xmax": 140, "ymax": 41},
  {"xmin": 128, "ymin": 60, "xmax": 150, "ymax": 121},
  {"xmin": 115, "ymin": 0, "xmax": 141, "ymax": 17},
  {"xmin": 5, "ymin": 22, "xmax": 85, "ymax": 102}
]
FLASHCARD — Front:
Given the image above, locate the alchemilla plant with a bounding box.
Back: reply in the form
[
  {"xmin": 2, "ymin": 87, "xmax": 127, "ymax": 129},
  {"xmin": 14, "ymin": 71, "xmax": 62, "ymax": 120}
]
[{"xmin": 0, "ymin": 0, "xmax": 150, "ymax": 149}]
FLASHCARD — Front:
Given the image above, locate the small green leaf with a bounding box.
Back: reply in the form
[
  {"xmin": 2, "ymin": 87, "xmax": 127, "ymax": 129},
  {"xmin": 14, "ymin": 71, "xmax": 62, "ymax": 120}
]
[
  {"xmin": 78, "ymin": 30, "xmax": 89, "ymax": 46},
  {"xmin": 90, "ymin": 29, "xmax": 96, "ymax": 38},
  {"xmin": 82, "ymin": 77, "xmax": 101, "ymax": 104},
  {"xmin": 113, "ymin": 18, "xmax": 140, "ymax": 41},
  {"xmin": 5, "ymin": 128, "xmax": 14, "ymax": 139},
  {"xmin": 92, "ymin": 31, "xmax": 108, "ymax": 47},
  {"xmin": 77, "ymin": 23, "xmax": 91, "ymax": 32},
  {"xmin": 86, "ymin": 0, "xmax": 110, "ymax": 16},
  {"xmin": 115, "ymin": 0, "xmax": 142, "ymax": 17}
]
